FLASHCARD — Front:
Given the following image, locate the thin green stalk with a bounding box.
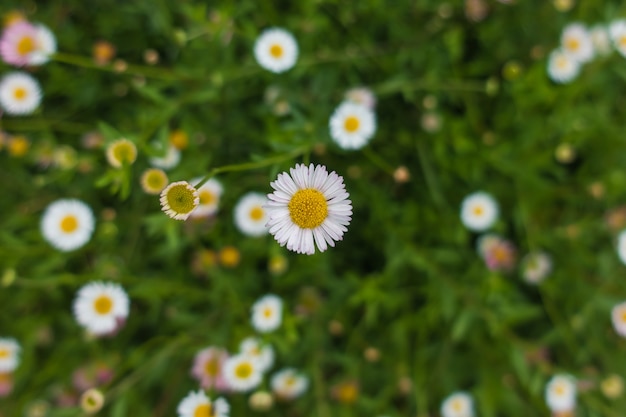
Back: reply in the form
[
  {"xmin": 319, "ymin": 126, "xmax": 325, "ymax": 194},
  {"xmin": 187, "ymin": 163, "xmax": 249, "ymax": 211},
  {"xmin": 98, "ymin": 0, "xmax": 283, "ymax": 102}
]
[{"xmin": 193, "ymin": 145, "xmax": 310, "ymax": 188}]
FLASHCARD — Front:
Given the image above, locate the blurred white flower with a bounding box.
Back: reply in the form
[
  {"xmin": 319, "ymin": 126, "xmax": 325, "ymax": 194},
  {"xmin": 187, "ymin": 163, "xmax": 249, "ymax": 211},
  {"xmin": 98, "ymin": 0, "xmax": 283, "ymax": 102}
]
[
  {"xmin": 329, "ymin": 101, "xmax": 377, "ymax": 150},
  {"xmin": 222, "ymin": 354, "xmax": 263, "ymax": 392},
  {"xmin": 0, "ymin": 21, "xmax": 56, "ymax": 67},
  {"xmin": 441, "ymin": 391, "xmax": 474, "ymax": 417},
  {"xmin": 0, "ymin": 338, "xmax": 20, "ymax": 373},
  {"xmin": 0, "ymin": 71, "xmax": 42, "ymax": 115},
  {"xmin": 240, "ymin": 337, "xmax": 274, "ymax": 373},
  {"xmin": 521, "ymin": 251, "xmax": 552, "ymax": 284},
  {"xmin": 190, "ymin": 178, "xmax": 223, "ymax": 218},
  {"xmin": 612, "ymin": 301, "xmax": 626, "ymax": 337},
  {"xmin": 254, "ymin": 28, "xmax": 298, "ymax": 73},
  {"xmin": 344, "ymin": 87, "xmax": 376, "ymax": 110},
  {"xmin": 73, "ymin": 281, "xmax": 129, "ymax": 336},
  {"xmin": 41, "ymin": 199, "xmax": 95, "ymax": 252},
  {"xmin": 560, "ymin": 23, "xmax": 594, "ymax": 63},
  {"xmin": 271, "ymin": 368, "xmax": 309, "ymax": 400},
  {"xmin": 177, "ymin": 390, "xmax": 229, "ymax": 417},
  {"xmin": 545, "ymin": 374, "xmax": 577, "ymax": 413},
  {"xmin": 590, "ymin": 24, "xmax": 612, "ymax": 57},
  {"xmin": 460, "ymin": 191, "xmax": 498, "ymax": 232},
  {"xmin": 547, "ymin": 49, "xmax": 580, "ymax": 84},
  {"xmin": 609, "ymin": 19, "xmax": 626, "ymax": 58},
  {"xmin": 150, "ymin": 143, "xmax": 181, "ymax": 170},
  {"xmin": 234, "ymin": 192, "xmax": 268, "ymax": 236},
  {"xmin": 251, "ymin": 294, "xmax": 283, "ymax": 333}
]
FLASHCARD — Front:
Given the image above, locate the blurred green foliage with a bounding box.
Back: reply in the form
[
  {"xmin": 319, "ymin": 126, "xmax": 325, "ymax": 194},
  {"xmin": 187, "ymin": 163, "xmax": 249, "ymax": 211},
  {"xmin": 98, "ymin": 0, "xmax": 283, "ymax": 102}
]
[{"xmin": 2, "ymin": 0, "xmax": 626, "ymax": 416}]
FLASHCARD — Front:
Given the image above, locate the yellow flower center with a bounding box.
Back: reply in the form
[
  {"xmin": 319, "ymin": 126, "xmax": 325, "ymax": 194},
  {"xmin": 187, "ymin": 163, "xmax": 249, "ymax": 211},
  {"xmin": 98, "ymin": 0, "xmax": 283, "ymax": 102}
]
[
  {"xmin": 165, "ymin": 183, "xmax": 198, "ymax": 215},
  {"xmin": 285, "ymin": 375, "xmax": 297, "ymax": 387},
  {"xmin": 472, "ymin": 205, "xmax": 484, "ymax": 216},
  {"xmin": 556, "ymin": 56, "xmax": 569, "ymax": 70},
  {"xmin": 554, "ymin": 383, "xmax": 565, "ymax": 396},
  {"xmin": 620, "ymin": 35, "xmax": 626, "ymax": 48},
  {"xmin": 288, "ymin": 188, "xmax": 328, "ymax": 229},
  {"xmin": 60, "ymin": 215, "xmax": 79, "ymax": 233},
  {"xmin": 199, "ymin": 190, "xmax": 216, "ymax": 206},
  {"xmin": 263, "ymin": 307, "xmax": 273, "ymax": 318},
  {"xmin": 451, "ymin": 399, "xmax": 463, "ymax": 411},
  {"xmin": 620, "ymin": 310, "xmax": 626, "ymax": 323},
  {"xmin": 0, "ymin": 348, "xmax": 9, "ymax": 359},
  {"xmin": 204, "ymin": 357, "xmax": 220, "ymax": 377},
  {"xmin": 13, "ymin": 87, "xmax": 27, "ymax": 101},
  {"xmin": 193, "ymin": 404, "xmax": 213, "ymax": 417},
  {"xmin": 249, "ymin": 206, "xmax": 264, "ymax": 221},
  {"xmin": 17, "ymin": 35, "xmax": 36, "ymax": 56},
  {"xmin": 143, "ymin": 169, "xmax": 168, "ymax": 193},
  {"xmin": 565, "ymin": 37, "xmax": 580, "ymax": 52},
  {"xmin": 270, "ymin": 44, "xmax": 284, "ymax": 58},
  {"xmin": 111, "ymin": 141, "xmax": 137, "ymax": 165},
  {"xmin": 93, "ymin": 295, "xmax": 113, "ymax": 315},
  {"xmin": 219, "ymin": 246, "xmax": 240, "ymax": 267},
  {"xmin": 344, "ymin": 116, "xmax": 360, "ymax": 133},
  {"xmin": 169, "ymin": 130, "xmax": 188, "ymax": 150},
  {"xmin": 235, "ymin": 362, "xmax": 253, "ymax": 379}
]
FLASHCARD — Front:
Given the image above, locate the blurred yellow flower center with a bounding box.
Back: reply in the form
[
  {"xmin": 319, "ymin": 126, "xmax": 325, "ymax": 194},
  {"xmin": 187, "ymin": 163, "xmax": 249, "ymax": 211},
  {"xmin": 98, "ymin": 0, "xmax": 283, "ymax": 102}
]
[
  {"xmin": 166, "ymin": 184, "xmax": 198, "ymax": 214},
  {"xmin": 556, "ymin": 56, "xmax": 568, "ymax": 69},
  {"xmin": 263, "ymin": 307, "xmax": 273, "ymax": 318},
  {"xmin": 199, "ymin": 190, "xmax": 216, "ymax": 205},
  {"xmin": 285, "ymin": 375, "xmax": 297, "ymax": 387},
  {"xmin": 204, "ymin": 358, "xmax": 219, "ymax": 376},
  {"xmin": 472, "ymin": 206, "xmax": 484, "ymax": 216},
  {"xmin": 193, "ymin": 404, "xmax": 212, "ymax": 417},
  {"xmin": 554, "ymin": 383, "xmax": 565, "ymax": 395},
  {"xmin": 249, "ymin": 206, "xmax": 264, "ymax": 221},
  {"xmin": 111, "ymin": 141, "xmax": 137, "ymax": 165},
  {"xmin": 13, "ymin": 87, "xmax": 27, "ymax": 101},
  {"xmin": 144, "ymin": 170, "xmax": 167, "ymax": 192},
  {"xmin": 60, "ymin": 215, "xmax": 79, "ymax": 233},
  {"xmin": 565, "ymin": 37, "xmax": 580, "ymax": 52},
  {"xmin": 17, "ymin": 36, "xmax": 35, "ymax": 55},
  {"xmin": 288, "ymin": 189, "xmax": 328, "ymax": 229},
  {"xmin": 0, "ymin": 348, "xmax": 9, "ymax": 359},
  {"xmin": 94, "ymin": 295, "xmax": 113, "ymax": 315},
  {"xmin": 235, "ymin": 362, "xmax": 253, "ymax": 379},
  {"xmin": 344, "ymin": 116, "xmax": 360, "ymax": 133},
  {"xmin": 452, "ymin": 399, "xmax": 463, "ymax": 411},
  {"xmin": 620, "ymin": 310, "xmax": 626, "ymax": 323},
  {"xmin": 270, "ymin": 44, "xmax": 283, "ymax": 58},
  {"xmin": 620, "ymin": 35, "xmax": 626, "ymax": 48},
  {"xmin": 169, "ymin": 130, "xmax": 188, "ymax": 150}
]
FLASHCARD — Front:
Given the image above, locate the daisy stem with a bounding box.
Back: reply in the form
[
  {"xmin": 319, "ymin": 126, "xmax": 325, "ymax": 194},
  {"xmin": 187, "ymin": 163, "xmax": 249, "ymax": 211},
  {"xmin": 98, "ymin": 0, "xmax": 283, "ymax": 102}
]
[
  {"xmin": 193, "ymin": 145, "xmax": 310, "ymax": 189},
  {"xmin": 51, "ymin": 52, "xmax": 182, "ymax": 81}
]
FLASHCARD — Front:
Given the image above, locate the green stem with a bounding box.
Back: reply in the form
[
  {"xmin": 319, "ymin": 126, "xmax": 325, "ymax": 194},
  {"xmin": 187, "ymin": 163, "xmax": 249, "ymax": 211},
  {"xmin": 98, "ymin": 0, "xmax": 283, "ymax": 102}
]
[{"xmin": 193, "ymin": 145, "xmax": 310, "ymax": 188}]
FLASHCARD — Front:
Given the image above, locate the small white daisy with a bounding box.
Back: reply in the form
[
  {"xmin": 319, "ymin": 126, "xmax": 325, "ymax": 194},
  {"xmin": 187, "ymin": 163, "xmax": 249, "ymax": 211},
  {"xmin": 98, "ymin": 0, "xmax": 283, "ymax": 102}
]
[
  {"xmin": 265, "ymin": 164, "xmax": 353, "ymax": 255},
  {"xmin": 344, "ymin": 87, "xmax": 376, "ymax": 110},
  {"xmin": 0, "ymin": 338, "xmax": 20, "ymax": 373},
  {"xmin": 177, "ymin": 390, "xmax": 229, "ymax": 417},
  {"xmin": 149, "ymin": 143, "xmax": 181, "ymax": 170},
  {"xmin": 441, "ymin": 391, "xmax": 474, "ymax": 417},
  {"xmin": 0, "ymin": 21, "xmax": 56, "ymax": 67},
  {"xmin": 521, "ymin": 251, "xmax": 552, "ymax": 284},
  {"xmin": 41, "ymin": 199, "xmax": 95, "ymax": 252},
  {"xmin": 105, "ymin": 138, "xmax": 137, "ymax": 168},
  {"xmin": 73, "ymin": 281, "xmax": 130, "ymax": 336},
  {"xmin": 190, "ymin": 177, "xmax": 223, "ymax": 218},
  {"xmin": 0, "ymin": 71, "xmax": 42, "ymax": 115},
  {"xmin": 271, "ymin": 368, "xmax": 308, "ymax": 400},
  {"xmin": 460, "ymin": 191, "xmax": 498, "ymax": 232},
  {"xmin": 234, "ymin": 192, "xmax": 268, "ymax": 236},
  {"xmin": 617, "ymin": 229, "xmax": 626, "ymax": 265},
  {"xmin": 251, "ymin": 294, "xmax": 283, "ymax": 333},
  {"xmin": 329, "ymin": 101, "xmax": 376, "ymax": 150},
  {"xmin": 612, "ymin": 301, "xmax": 626, "ymax": 337},
  {"xmin": 240, "ymin": 337, "xmax": 274, "ymax": 373},
  {"xmin": 254, "ymin": 27, "xmax": 298, "ymax": 73},
  {"xmin": 590, "ymin": 24, "xmax": 612, "ymax": 57},
  {"xmin": 160, "ymin": 181, "xmax": 200, "ymax": 221},
  {"xmin": 223, "ymin": 353, "xmax": 263, "ymax": 392},
  {"xmin": 609, "ymin": 19, "xmax": 626, "ymax": 58},
  {"xmin": 547, "ymin": 49, "xmax": 580, "ymax": 84},
  {"xmin": 545, "ymin": 374, "xmax": 577, "ymax": 413},
  {"xmin": 560, "ymin": 23, "xmax": 594, "ymax": 63}
]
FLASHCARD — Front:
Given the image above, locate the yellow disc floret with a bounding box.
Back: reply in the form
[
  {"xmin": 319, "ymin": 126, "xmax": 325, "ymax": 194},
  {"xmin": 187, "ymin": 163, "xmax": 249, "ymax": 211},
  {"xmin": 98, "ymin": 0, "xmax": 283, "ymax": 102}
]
[
  {"xmin": 93, "ymin": 295, "xmax": 113, "ymax": 315},
  {"xmin": 288, "ymin": 188, "xmax": 328, "ymax": 229}
]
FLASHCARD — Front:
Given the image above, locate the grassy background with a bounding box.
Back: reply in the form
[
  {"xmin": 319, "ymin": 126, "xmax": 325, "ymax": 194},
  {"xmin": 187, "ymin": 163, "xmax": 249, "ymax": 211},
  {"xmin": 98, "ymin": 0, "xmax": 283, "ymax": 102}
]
[{"xmin": 2, "ymin": 0, "xmax": 626, "ymax": 416}]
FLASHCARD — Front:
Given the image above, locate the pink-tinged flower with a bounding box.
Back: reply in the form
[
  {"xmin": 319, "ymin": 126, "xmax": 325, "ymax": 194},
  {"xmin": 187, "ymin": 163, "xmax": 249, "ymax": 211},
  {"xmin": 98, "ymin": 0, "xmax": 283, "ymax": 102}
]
[
  {"xmin": 477, "ymin": 234, "xmax": 517, "ymax": 272},
  {"xmin": 191, "ymin": 347, "xmax": 230, "ymax": 392},
  {"xmin": 0, "ymin": 21, "xmax": 56, "ymax": 67},
  {"xmin": 72, "ymin": 363, "xmax": 114, "ymax": 392},
  {"xmin": 0, "ymin": 372, "xmax": 13, "ymax": 397}
]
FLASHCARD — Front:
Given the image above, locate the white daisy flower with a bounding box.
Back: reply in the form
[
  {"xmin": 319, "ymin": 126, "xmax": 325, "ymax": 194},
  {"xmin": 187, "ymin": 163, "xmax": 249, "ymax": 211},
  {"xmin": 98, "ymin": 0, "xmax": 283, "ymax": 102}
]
[
  {"xmin": 0, "ymin": 21, "xmax": 56, "ymax": 67},
  {"xmin": 441, "ymin": 391, "xmax": 474, "ymax": 417},
  {"xmin": 271, "ymin": 368, "xmax": 308, "ymax": 400},
  {"xmin": 617, "ymin": 229, "xmax": 626, "ymax": 265},
  {"xmin": 547, "ymin": 49, "xmax": 580, "ymax": 84},
  {"xmin": 265, "ymin": 164, "xmax": 353, "ymax": 255},
  {"xmin": 0, "ymin": 71, "xmax": 42, "ymax": 115},
  {"xmin": 460, "ymin": 191, "xmax": 498, "ymax": 232},
  {"xmin": 240, "ymin": 337, "xmax": 274, "ymax": 373},
  {"xmin": 0, "ymin": 338, "xmax": 20, "ymax": 373},
  {"xmin": 521, "ymin": 251, "xmax": 552, "ymax": 284},
  {"xmin": 251, "ymin": 294, "xmax": 283, "ymax": 333},
  {"xmin": 73, "ymin": 281, "xmax": 130, "ymax": 336},
  {"xmin": 545, "ymin": 374, "xmax": 577, "ymax": 412},
  {"xmin": 590, "ymin": 24, "xmax": 612, "ymax": 57},
  {"xmin": 609, "ymin": 19, "xmax": 626, "ymax": 58},
  {"xmin": 41, "ymin": 199, "xmax": 95, "ymax": 252},
  {"xmin": 177, "ymin": 390, "xmax": 229, "ymax": 417},
  {"xmin": 560, "ymin": 23, "xmax": 594, "ymax": 63},
  {"xmin": 149, "ymin": 143, "xmax": 181, "ymax": 170},
  {"xmin": 190, "ymin": 178, "xmax": 223, "ymax": 218},
  {"xmin": 254, "ymin": 27, "xmax": 298, "ymax": 73},
  {"xmin": 612, "ymin": 301, "xmax": 626, "ymax": 337},
  {"xmin": 344, "ymin": 87, "xmax": 376, "ymax": 110},
  {"xmin": 223, "ymin": 353, "xmax": 263, "ymax": 392},
  {"xmin": 234, "ymin": 192, "xmax": 268, "ymax": 236},
  {"xmin": 160, "ymin": 181, "xmax": 200, "ymax": 221},
  {"xmin": 329, "ymin": 102, "xmax": 376, "ymax": 150}
]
